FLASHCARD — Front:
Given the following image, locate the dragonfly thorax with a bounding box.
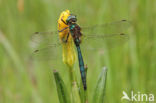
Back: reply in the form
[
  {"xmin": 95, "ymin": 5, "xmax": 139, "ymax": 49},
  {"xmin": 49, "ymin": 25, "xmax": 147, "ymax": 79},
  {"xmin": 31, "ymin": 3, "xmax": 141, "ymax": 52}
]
[
  {"xmin": 69, "ymin": 24, "xmax": 76, "ymax": 31},
  {"xmin": 68, "ymin": 23, "xmax": 82, "ymax": 46}
]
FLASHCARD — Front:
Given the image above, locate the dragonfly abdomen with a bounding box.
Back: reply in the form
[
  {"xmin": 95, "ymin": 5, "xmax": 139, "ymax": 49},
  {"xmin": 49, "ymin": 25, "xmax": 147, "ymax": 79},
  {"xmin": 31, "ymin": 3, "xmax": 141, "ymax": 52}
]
[{"xmin": 76, "ymin": 45, "xmax": 87, "ymax": 90}]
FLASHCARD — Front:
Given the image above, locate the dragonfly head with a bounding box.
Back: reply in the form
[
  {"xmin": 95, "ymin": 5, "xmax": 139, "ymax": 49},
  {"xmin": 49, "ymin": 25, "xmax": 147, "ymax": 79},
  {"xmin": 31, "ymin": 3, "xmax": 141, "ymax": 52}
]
[{"xmin": 66, "ymin": 14, "xmax": 77, "ymax": 25}]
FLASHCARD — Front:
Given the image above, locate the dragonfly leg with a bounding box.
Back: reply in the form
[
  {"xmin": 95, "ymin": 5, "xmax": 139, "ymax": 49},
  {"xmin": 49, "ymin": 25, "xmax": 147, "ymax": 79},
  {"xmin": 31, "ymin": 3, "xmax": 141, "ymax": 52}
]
[
  {"xmin": 61, "ymin": 33, "xmax": 70, "ymax": 43},
  {"xmin": 58, "ymin": 27, "xmax": 68, "ymax": 32}
]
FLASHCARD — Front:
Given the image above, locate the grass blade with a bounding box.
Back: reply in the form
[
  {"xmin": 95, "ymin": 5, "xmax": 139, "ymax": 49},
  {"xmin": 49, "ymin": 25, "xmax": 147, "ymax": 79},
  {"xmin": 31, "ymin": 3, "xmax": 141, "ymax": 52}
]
[
  {"xmin": 0, "ymin": 31, "xmax": 24, "ymax": 72},
  {"xmin": 53, "ymin": 70, "xmax": 71, "ymax": 103},
  {"xmin": 92, "ymin": 67, "xmax": 107, "ymax": 103}
]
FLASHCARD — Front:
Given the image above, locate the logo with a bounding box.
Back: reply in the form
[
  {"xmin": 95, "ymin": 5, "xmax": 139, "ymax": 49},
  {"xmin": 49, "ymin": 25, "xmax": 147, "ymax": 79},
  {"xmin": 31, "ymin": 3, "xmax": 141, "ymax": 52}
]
[{"xmin": 121, "ymin": 91, "xmax": 154, "ymax": 102}]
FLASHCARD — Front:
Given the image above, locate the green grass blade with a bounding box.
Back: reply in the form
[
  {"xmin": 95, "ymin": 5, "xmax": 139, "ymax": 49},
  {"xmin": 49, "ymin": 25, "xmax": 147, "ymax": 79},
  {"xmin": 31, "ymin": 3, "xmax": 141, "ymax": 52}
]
[
  {"xmin": 92, "ymin": 67, "xmax": 107, "ymax": 103},
  {"xmin": 53, "ymin": 70, "xmax": 71, "ymax": 103},
  {"xmin": 0, "ymin": 31, "xmax": 24, "ymax": 72}
]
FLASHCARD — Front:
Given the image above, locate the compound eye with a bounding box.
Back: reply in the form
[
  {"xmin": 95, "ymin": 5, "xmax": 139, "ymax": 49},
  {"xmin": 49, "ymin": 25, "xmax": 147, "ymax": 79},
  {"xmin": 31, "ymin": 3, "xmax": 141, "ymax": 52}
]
[{"xmin": 66, "ymin": 15, "xmax": 77, "ymax": 24}]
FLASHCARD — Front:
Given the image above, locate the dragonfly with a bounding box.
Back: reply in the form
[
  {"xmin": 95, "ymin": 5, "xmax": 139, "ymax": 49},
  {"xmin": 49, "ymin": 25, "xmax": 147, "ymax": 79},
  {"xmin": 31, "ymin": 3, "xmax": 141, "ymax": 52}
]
[{"xmin": 30, "ymin": 13, "xmax": 130, "ymax": 90}]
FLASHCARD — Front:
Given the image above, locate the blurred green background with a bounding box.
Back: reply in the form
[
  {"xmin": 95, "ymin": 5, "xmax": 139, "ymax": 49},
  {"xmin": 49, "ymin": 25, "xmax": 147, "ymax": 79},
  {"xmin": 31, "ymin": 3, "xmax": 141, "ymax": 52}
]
[{"xmin": 0, "ymin": 0, "xmax": 156, "ymax": 103}]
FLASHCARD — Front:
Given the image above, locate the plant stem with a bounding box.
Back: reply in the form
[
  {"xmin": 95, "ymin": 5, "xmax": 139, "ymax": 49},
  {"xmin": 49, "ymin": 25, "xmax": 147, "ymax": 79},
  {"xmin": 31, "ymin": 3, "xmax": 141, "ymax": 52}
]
[{"xmin": 68, "ymin": 67, "xmax": 81, "ymax": 103}]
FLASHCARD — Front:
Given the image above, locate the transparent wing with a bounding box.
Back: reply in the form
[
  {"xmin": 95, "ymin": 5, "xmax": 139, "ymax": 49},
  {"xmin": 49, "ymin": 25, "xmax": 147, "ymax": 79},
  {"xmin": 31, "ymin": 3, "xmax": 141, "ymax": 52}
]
[
  {"xmin": 81, "ymin": 20, "xmax": 131, "ymax": 35},
  {"xmin": 30, "ymin": 30, "xmax": 60, "ymax": 48},
  {"xmin": 80, "ymin": 20, "xmax": 131, "ymax": 50},
  {"xmin": 30, "ymin": 30, "xmax": 62, "ymax": 61},
  {"xmin": 30, "ymin": 42, "xmax": 65, "ymax": 69},
  {"xmin": 30, "ymin": 43, "xmax": 62, "ymax": 60},
  {"xmin": 81, "ymin": 33, "xmax": 129, "ymax": 51}
]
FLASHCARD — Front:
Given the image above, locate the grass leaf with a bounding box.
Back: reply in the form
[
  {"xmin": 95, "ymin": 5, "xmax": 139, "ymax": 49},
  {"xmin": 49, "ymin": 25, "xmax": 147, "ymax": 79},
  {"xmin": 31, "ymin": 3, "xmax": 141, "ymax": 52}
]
[
  {"xmin": 92, "ymin": 67, "xmax": 107, "ymax": 103},
  {"xmin": 53, "ymin": 70, "xmax": 71, "ymax": 103}
]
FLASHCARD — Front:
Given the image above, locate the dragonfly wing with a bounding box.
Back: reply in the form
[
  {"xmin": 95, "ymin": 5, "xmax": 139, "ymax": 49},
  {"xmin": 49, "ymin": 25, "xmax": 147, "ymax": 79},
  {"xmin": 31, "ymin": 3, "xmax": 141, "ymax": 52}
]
[
  {"xmin": 30, "ymin": 30, "xmax": 62, "ymax": 61},
  {"xmin": 30, "ymin": 43, "xmax": 62, "ymax": 60},
  {"xmin": 30, "ymin": 31, "xmax": 60, "ymax": 49},
  {"xmin": 80, "ymin": 20, "xmax": 131, "ymax": 50},
  {"xmin": 81, "ymin": 33, "xmax": 129, "ymax": 51},
  {"xmin": 81, "ymin": 20, "xmax": 131, "ymax": 35},
  {"xmin": 30, "ymin": 42, "xmax": 65, "ymax": 69}
]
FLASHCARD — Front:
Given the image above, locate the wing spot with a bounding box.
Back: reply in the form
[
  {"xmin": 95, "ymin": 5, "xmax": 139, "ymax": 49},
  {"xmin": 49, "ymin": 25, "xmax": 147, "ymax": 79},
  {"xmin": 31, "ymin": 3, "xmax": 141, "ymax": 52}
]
[
  {"xmin": 122, "ymin": 20, "xmax": 127, "ymax": 21},
  {"xmin": 34, "ymin": 32, "xmax": 39, "ymax": 34},
  {"xmin": 34, "ymin": 50, "xmax": 39, "ymax": 53},
  {"xmin": 120, "ymin": 33, "xmax": 125, "ymax": 35}
]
